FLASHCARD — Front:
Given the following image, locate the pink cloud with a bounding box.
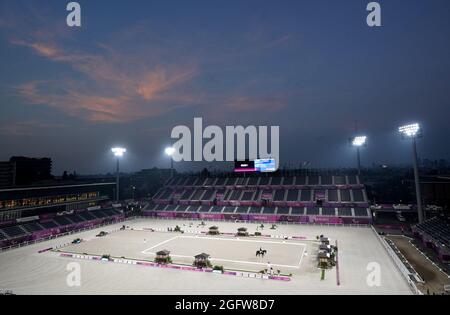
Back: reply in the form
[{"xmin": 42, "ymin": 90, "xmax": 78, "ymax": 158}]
[{"xmin": 11, "ymin": 37, "xmax": 199, "ymax": 123}]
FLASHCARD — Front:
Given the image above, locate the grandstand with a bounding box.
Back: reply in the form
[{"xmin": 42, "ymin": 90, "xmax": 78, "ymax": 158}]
[
  {"xmin": 145, "ymin": 174, "xmax": 371, "ymax": 224},
  {"xmin": 412, "ymin": 216, "xmax": 450, "ymax": 262},
  {"xmin": 0, "ymin": 208, "xmax": 124, "ymax": 248}
]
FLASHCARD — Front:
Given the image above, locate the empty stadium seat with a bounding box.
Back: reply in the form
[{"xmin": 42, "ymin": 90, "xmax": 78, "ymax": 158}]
[
  {"xmin": 187, "ymin": 206, "xmax": 200, "ymax": 212},
  {"xmin": 296, "ymin": 176, "xmax": 307, "ymax": 185},
  {"xmin": 201, "ymin": 190, "xmax": 215, "ymax": 201},
  {"xmin": 175, "ymin": 177, "xmax": 188, "ymax": 186},
  {"xmin": 300, "ymin": 189, "xmax": 312, "ymax": 202},
  {"xmin": 271, "ymin": 177, "xmax": 282, "ymax": 185},
  {"xmin": 262, "ymin": 207, "xmax": 276, "ymax": 214},
  {"xmin": 21, "ymin": 222, "xmax": 44, "ymax": 233},
  {"xmin": 91, "ymin": 210, "xmax": 108, "ymax": 219},
  {"xmin": 340, "ymin": 190, "xmax": 351, "ymax": 202},
  {"xmin": 352, "ymin": 189, "xmax": 365, "ymax": 202},
  {"xmin": 79, "ymin": 211, "xmax": 96, "ymax": 221},
  {"xmin": 241, "ymin": 191, "xmax": 255, "ymax": 201},
  {"xmin": 39, "ymin": 220, "xmax": 59, "ymax": 229},
  {"xmin": 327, "ymin": 189, "xmax": 339, "ymax": 202},
  {"xmin": 286, "ymin": 189, "xmax": 299, "ymax": 201},
  {"xmin": 159, "ymin": 189, "xmax": 173, "ymax": 200},
  {"xmin": 322, "ymin": 208, "xmax": 336, "ymax": 216},
  {"xmin": 198, "ymin": 206, "xmax": 211, "ymax": 213},
  {"xmin": 165, "ymin": 205, "xmax": 178, "ymax": 211},
  {"xmin": 215, "ymin": 178, "xmax": 227, "ymax": 186},
  {"xmin": 252, "ymin": 190, "xmax": 262, "ymax": 201},
  {"xmin": 273, "ymin": 190, "xmax": 286, "ymax": 201},
  {"xmin": 224, "ymin": 206, "xmax": 237, "ymax": 213},
  {"xmin": 184, "ymin": 177, "xmax": 197, "ymax": 186},
  {"xmin": 249, "ymin": 207, "xmax": 262, "ymax": 214},
  {"xmin": 321, "ymin": 176, "xmax": 333, "ymax": 185},
  {"xmin": 283, "ymin": 177, "xmax": 294, "ymax": 185},
  {"xmin": 333, "ymin": 176, "xmax": 346, "ymax": 185},
  {"xmin": 194, "ymin": 178, "xmax": 207, "ymax": 186},
  {"xmin": 180, "ymin": 190, "xmax": 194, "ymax": 200},
  {"xmin": 308, "ymin": 176, "xmax": 319, "ymax": 185},
  {"xmin": 204, "ymin": 178, "xmax": 216, "ymax": 186},
  {"xmin": 291, "ymin": 207, "xmax": 304, "ymax": 215},
  {"xmin": 277, "ymin": 207, "xmax": 290, "ymax": 215},
  {"xmin": 228, "ymin": 190, "xmax": 242, "ymax": 201},
  {"xmin": 1, "ymin": 225, "xmax": 27, "ymax": 238},
  {"xmin": 354, "ymin": 208, "xmax": 369, "ymax": 217},
  {"xmin": 337, "ymin": 208, "xmax": 353, "ymax": 217},
  {"xmin": 154, "ymin": 204, "xmax": 167, "ymax": 211},
  {"xmin": 235, "ymin": 207, "xmax": 248, "ymax": 214},
  {"xmin": 306, "ymin": 207, "xmax": 320, "ymax": 215},
  {"xmin": 247, "ymin": 177, "xmax": 259, "ymax": 186},
  {"xmin": 211, "ymin": 206, "xmax": 224, "ymax": 213},
  {"xmin": 65, "ymin": 214, "xmax": 85, "ymax": 224},
  {"xmin": 415, "ymin": 217, "xmax": 450, "ymax": 246},
  {"xmin": 102, "ymin": 209, "xmax": 118, "ymax": 217},
  {"xmin": 176, "ymin": 205, "xmax": 189, "ymax": 212},
  {"xmin": 348, "ymin": 175, "xmax": 358, "ymax": 185},
  {"xmin": 53, "ymin": 216, "xmax": 73, "ymax": 226}
]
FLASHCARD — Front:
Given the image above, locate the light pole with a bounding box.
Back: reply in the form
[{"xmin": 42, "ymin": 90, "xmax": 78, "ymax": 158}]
[
  {"xmin": 351, "ymin": 136, "xmax": 367, "ymax": 176},
  {"xmin": 399, "ymin": 123, "xmax": 424, "ymax": 223},
  {"xmin": 165, "ymin": 147, "xmax": 175, "ymax": 178},
  {"xmin": 111, "ymin": 147, "xmax": 126, "ymax": 202}
]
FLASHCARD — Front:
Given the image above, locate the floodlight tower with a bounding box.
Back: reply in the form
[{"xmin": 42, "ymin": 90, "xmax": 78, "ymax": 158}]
[
  {"xmin": 165, "ymin": 147, "xmax": 175, "ymax": 178},
  {"xmin": 111, "ymin": 147, "xmax": 126, "ymax": 202},
  {"xmin": 351, "ymin": 136, "xmax": 367, "ymax": 176},
  {"xmin": 399, "ymin": 123, "xmax": 424, "ymax": 223}
]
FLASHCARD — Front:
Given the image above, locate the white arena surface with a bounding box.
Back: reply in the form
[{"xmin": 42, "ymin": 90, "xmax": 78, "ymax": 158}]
[{"xmin": 0, "ymin": 218, "xmax": 413, "ymax": 295}]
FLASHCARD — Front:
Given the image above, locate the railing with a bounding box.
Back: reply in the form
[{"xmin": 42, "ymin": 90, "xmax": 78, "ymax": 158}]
[
  {"xmin": 370, "ymin": 226, "xmax": 423, "ymax": 295},
  {"xmin": 135, "ymin": 215, "xmax": 370, "ymax": 228}
]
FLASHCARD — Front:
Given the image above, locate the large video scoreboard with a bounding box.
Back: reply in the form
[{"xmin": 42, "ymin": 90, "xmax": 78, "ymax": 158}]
[{"xmin": 234, "ymin": 159, "xmax": 276, "ymax": 173}]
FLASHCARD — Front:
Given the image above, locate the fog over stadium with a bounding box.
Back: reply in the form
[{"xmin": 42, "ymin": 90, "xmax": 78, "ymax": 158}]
[{"xmin": 0, "ymin": 0, "xmax": 449, "ymax": 174}]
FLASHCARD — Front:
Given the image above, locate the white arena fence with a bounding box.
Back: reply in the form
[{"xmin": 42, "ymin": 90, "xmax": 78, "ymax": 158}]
[{"xmin": 137, "ymin": 215, "xmax": 370, "ymax": 228}]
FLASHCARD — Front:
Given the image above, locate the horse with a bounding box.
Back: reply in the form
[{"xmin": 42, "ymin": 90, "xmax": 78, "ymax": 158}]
[{"xmin": 256, "ymin": 249, "xmax": 268, "ymax": 258}]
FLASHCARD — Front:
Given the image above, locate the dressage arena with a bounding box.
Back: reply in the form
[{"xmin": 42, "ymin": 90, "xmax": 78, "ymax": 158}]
[
  {"xmin": 61, "ymin": 230, "xmax": 310, "ymax": 274},
  {"xmin": 0, "ymin": 218, "xmax": 413, "ymax": 295}
]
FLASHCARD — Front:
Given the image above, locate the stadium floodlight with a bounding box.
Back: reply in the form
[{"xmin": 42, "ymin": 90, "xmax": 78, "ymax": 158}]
[
  {"xmin": 352, "ymin": 136, "xmax": 367, "ymax": 147},
  {"xmin": 165, "ymin": 147, "xmax": 175, "ymax": 178},
  {"xmin": 111, "ymin": 147, "xmax": 127, "ymax": 157},
  {"xmin": 111, "ymin": 147, "xmax": 126, "ymax": 202},
  {"xmin": 399, "ymin": 123, "xmax": 420, "ymax": 138},
  {"xmin": 165, "ymin": 147, "xmax": 175, "ymax": 157},
  {"xmin": 350, "ymin": 136, "xmax": 367, "ymax": 176},
  {"xmin": 399, "ymin": 123, "xmax": 424, "ymax": 223}
]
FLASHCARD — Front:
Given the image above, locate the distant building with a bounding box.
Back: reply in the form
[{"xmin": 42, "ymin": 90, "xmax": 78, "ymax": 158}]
[
  {"xmin": 0, "ymin": 157, "xmax": 53, "ymax": 187},
  {"xmin": 10, "ymin": 157, "xmax": 53, "ymax": 186},
  {"xmin": 0, "ymin": 162, "xmax": 14, "ymax": 188}
]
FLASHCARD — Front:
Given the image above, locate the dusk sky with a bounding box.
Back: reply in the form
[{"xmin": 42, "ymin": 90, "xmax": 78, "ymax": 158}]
[{"xmin": 0, "ymin": 0, "xmax": 449, "ymax": 174}]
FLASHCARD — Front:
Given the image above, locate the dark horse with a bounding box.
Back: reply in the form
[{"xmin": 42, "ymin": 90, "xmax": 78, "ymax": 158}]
[{"xmin": 256, "ymin": 249, "xmax": 268, "ymax": 258}]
